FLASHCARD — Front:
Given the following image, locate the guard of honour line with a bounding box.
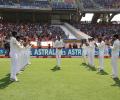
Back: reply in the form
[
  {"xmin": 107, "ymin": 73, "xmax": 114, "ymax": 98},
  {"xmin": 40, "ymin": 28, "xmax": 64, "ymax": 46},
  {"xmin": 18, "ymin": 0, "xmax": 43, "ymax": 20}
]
[{"xmin": 9, "ymin": 31, "xmax": 120, "ymax": 82}]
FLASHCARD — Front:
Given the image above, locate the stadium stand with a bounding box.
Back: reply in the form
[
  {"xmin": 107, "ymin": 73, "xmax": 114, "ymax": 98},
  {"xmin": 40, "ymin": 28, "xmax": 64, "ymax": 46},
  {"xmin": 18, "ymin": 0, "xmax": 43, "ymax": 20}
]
[
  {"xmin": 0, "ymin": 0, "xmax": 120, "ymax": 49},
  {"xmin": 0, "ymin": 22, "xmax": 68, "ymax": 48},
  {"xmin": 81, "ymin": 0, "xmax": 96, "ymax": 9},
  {"xmin": 0, "ymin": 0, "xmax": 50, "ymax": 8},
  {"xmin": 93, "ymin": 0, "xmax": 120, "ymax": 9},
  {"xmin": 0, "ymin": 0, "xmax": 120, "ymax": 9},
  {"xmin": 80, "ymin": 0, "xmax": 120, "ymax": 9},
  {"xmin": 51, "ymin": 0, "xmax": 76, "ymax": 9},
  {"xmin": 73, "ymin": 22, "xmax": 120, "ymax": 38},
  {"xmin": 1, "ymin": 21, "xmax": 120, "ymax": 48}
]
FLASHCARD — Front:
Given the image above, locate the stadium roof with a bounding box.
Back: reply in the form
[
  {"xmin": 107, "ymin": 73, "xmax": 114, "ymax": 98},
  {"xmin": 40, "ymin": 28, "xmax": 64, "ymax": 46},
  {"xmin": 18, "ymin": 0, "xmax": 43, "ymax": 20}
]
[
  {"xmin": 111, "ymin": 14, "xmax": 120, "ymax": 21},
  {"xmin": 81, "ymin": 13, "xmax": 120, "ymax": 22}
]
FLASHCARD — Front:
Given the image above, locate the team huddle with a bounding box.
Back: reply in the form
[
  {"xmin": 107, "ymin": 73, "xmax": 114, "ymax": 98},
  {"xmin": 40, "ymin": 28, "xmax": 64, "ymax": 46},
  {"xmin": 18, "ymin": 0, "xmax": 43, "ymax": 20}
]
[{"xmin": 9, "ymin": 31, "xmax": 120, "ymax": 82}]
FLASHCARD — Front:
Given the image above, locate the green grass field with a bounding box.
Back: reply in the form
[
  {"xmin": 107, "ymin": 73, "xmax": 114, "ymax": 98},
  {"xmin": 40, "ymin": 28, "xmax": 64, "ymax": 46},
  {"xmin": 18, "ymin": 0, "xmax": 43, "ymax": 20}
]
[{"xmin": 0, "ymin": 58, "xmax": 120, "ymax": 100}]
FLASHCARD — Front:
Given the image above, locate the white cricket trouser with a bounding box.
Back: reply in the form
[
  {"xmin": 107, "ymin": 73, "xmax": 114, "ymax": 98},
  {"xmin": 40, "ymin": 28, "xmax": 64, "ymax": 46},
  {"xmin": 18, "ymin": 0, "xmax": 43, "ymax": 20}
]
[
  {"xmin": 19, "ymin": 51, "xmax": 23, "ymax": 71},
  {"xmin": 88, "ymin": 50, "xmax": 95, "ymax": 66},
  {"xmin": 24, "ymin": 50, "xmax": 28, "ymax": 66},
  {"xmin": 56, "ymin": 49, "xmax": 62, "ymax": 67},
  {"xmin": 23, "ymin": 50, "xmax": 26, "ymax": 67},
  {"xmin": 21, "ymin": 50, "xmax": 26, "ymax": 69},
  {"xmin": 10, "ymin": 52, "xmax": 18, "ymax": 80},
  {"xmin": 99, "ymin": 52, "xmax": 104, "ymax": 70},
  {"xmin": 111, "ymin": 52, "xmax": 119, "ymax": 78},
  {"xmin": 16, "ymin": 52, "xmax": 22, "ymax": 74},
  {"xmin": 82, "ymin": 49, "xmax": 87, "ymax": 63},
  {"xmin": 27, "ymin": 50, "xmax": 31, "ymax": 64}
]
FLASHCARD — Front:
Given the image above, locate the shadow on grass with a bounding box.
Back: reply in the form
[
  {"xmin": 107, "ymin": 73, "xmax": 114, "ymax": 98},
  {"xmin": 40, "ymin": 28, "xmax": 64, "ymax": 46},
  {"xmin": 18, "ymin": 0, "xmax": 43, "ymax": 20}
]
[
  {"xmin": 81, "ymin": 63, "xmax": 87, "ymax": 66},
  {"xmin": 96, "ymin": 70, "xmax": 109, "ymax": 75},
  {"xmin": 51, "ymin": 65, "xmax": 61, "ymax": 72},
  {"xmin": 81, "ymin": 63, "xmax": 97, "ymax": 71},
  {"xmin": 111, "ymin": 78, "xmax": 120, "ymax": 87},
  {"xmin": 0, "ymin": 74, "xmax": 13, "ymax": 89}
]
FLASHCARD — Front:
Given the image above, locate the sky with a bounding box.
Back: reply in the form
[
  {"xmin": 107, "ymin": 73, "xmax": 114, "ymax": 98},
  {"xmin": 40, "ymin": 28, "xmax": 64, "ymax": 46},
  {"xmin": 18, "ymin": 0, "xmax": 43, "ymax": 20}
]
[{"xmin": 81, "ymin": 13, "xmax": 120, "ymax": 22}]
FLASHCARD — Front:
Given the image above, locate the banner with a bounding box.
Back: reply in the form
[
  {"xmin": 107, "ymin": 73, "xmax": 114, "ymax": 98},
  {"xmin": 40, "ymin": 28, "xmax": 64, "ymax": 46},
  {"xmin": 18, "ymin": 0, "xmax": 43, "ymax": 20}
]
[
  {"xmin": 31, "ymin": 48, "xmax": 82, "ymax": 56},
  {"xmin": 0, "ymin": 48, "xmax": 6, "ymax": 55},
  {"xmin": 0, "ymin": 48, "xmax": 120, "ymax": 57}
]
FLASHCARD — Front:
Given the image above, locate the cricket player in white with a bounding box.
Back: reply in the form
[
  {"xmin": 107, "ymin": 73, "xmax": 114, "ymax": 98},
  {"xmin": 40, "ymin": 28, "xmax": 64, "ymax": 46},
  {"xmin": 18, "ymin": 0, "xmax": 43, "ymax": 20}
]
[
  {"xmin": 25, "ymin": 38, "xmax": 31, "ymax": 65},
  {"xmin": 26, "ymin": 44, "xmax": 31, "ymax": 65},
  {"xmin": 10, "ymin": 32, "xmax": 23, "ymax": 81},
  {"xmin": 54, "ymin": 36, "xmax": 64, "ymax": 70},
  {"xmin": 88, "ymin": 38, "xmax": 95, "ymax": 67},
  {"xmin": 23, "ymin": 47, "xmax": 27, "ymax": 67},
  {"xmin": 82, "ymin": 39, "xmax": 88, "ymax": 64},
  {"xmin": 16, "ymin": 36, "xmax": 23, "ymax": 74},
  {"xmin": 23, "ymin": 37, "xmax": 31, "ymax": 68},
  {"xmin": 97, "ymin": 38, "xmax": 105, "ymax": 71},
  {"xmin": 21, "ymin": 38, "xmax": 28, "ymax": 70},
  {"xmin": 23, "ymin": 44, "xmax": 31, "ymax": 68},
  {"xmin": 110, "ymin": 34, "xmax": 120, "ymax": 79},
  {"xmin": 18, "ymin": 40, "xmax": 25, "ymax": 71}
]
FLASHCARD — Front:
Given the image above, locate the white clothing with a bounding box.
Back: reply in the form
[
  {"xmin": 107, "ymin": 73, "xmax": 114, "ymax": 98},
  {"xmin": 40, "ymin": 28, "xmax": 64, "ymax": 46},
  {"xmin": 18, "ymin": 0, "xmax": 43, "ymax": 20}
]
[
  {"xmin": 97, "ymin": 41, "xmax": 105, "ymax": 70},
  {"xmin": 88, "ymin": 41, "xmax": 95, "ymax": 67},
  {"xmin": 10, "ymin": 37, "xmax": 23, "ymax": 80},
  {"xmin": 54, "ymin": 39, "xmax": 64, "ymax": 67},
  {"xmin": 111, "ymin": 39, "xmax": 120, "ymax": 78}
]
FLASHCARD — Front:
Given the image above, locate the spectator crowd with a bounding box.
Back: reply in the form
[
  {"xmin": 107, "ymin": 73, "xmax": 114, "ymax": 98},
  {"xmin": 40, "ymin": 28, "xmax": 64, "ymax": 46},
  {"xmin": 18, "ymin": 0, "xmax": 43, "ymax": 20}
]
[
  {"xmin": 74, "ymin": 22, "xmax": 120, "ymax": 39},
  {"xmin": 0, "ymin": 22, "xmax": 67, "ymax": 48}
]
